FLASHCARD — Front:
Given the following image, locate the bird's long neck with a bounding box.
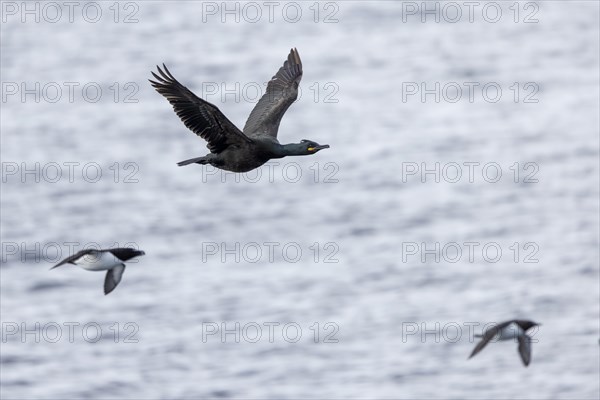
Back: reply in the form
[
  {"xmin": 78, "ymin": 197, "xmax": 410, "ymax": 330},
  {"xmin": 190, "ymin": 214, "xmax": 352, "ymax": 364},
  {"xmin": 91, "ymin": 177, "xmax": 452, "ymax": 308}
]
[
  {"xmin": 270, "ymin": 143, "xmax": 291, "ymax": 158},
  {"xmin": 273, "ymin": 143, "xmax": 303, "ymax": 158}
]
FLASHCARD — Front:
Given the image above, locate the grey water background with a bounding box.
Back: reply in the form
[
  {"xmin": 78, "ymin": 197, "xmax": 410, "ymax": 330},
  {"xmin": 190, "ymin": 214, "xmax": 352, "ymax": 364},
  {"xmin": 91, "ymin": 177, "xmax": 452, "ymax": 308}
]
[{"xmin": 1, "ymin": 1, "xmax": 599, "ymax": 399}]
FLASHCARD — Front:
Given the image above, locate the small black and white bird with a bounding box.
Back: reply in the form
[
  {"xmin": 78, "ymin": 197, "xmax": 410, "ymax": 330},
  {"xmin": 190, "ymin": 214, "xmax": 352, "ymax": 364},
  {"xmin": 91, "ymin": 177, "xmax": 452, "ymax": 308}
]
[
  {"xmin": 51, "ymin": 248, "xmax": 145, "ymax": 295},
  {"xmin": 469, "ymin": 320, "xmax": 541, "ymax": 367}
]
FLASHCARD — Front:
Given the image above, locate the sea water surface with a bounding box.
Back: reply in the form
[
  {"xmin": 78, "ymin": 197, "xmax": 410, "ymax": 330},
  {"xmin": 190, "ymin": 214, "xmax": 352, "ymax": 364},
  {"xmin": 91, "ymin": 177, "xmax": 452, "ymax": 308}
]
[{"xmin": 1, "ymin": 1, "xmax": 599, "ymax": 399}]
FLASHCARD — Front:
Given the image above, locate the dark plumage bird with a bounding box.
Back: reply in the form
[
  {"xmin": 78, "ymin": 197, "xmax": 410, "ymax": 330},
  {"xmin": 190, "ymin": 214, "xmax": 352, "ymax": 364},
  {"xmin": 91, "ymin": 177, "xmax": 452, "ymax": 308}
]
[
  {"xmin": 469, "ymin": 320, "xmax": 541, "ymax": 367},
  {"xmin": 149, "ymin": 48, "xmax": 329, "ymax": 172},
  {"xmin": 51, "ymin": 248, "xmax": 145, "ymax": 295}
]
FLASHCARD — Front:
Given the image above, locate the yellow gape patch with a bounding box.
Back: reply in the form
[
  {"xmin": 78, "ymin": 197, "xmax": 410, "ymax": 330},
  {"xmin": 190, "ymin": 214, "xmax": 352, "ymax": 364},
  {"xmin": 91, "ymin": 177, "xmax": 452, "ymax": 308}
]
[{"xmin": 308, "ymin": 147, "xmax": 315, "ymax": 151}]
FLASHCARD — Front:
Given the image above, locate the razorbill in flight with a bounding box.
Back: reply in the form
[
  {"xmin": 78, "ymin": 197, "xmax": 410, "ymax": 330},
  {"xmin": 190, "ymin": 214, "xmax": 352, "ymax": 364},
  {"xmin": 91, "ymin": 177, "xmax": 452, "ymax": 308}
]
[
  {"xmin": 469, "ymin": 320, "xmax": 541, "ymax": 367},
  {"xmin": 51, "ymin": 248, "xmax": 145, "ymax": 295}
]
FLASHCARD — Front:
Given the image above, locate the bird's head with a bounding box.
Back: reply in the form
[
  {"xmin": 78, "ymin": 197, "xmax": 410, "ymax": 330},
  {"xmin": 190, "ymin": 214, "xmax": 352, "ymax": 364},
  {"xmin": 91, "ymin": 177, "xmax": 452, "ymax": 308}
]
[
  {"xmin": 521, "ymin": 320, "xmax": 542, "ymax": 331},
  {"xmin": 298, "ymin": 139, "xmax": 330, "ymax": 155}
]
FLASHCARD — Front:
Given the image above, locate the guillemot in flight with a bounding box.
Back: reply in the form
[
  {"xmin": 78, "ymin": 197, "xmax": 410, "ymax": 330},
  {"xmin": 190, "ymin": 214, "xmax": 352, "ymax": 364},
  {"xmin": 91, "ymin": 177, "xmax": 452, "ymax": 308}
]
[
  {"xmin": 51, "ymin": 248, "xmax": 145, "ymax": 295},
  {"xmin": 149, "ymin": 48, "xmax": 329, "ymax": 173},
  {"xmin": 469, "ymin": 320, "xmax": 541, "ymax": 367}
]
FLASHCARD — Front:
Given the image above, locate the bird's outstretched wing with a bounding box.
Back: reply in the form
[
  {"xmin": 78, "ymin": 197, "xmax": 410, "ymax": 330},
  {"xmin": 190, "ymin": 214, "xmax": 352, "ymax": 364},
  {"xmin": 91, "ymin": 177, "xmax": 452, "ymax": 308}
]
[
  {"xmin": 518, "ymin": 335, "xmax": 532, "ymax": 366},
  {"xmin": 104, "ymin": 264, "xmax": 125, "ymax": 295},
  {"xmin": 50, "ymin": 249, "xmax": 93, "ymax": 269},
  {"xmin": 468, "ymin": 321, "xmax": 511, "ymax": 359},
  {"xmin": 243, "ymin": 48, "xmax": 303, "ymax": 138},
  {"xmin": 150, "ymin": 64, "xmax": 252, "ymax": 154}
]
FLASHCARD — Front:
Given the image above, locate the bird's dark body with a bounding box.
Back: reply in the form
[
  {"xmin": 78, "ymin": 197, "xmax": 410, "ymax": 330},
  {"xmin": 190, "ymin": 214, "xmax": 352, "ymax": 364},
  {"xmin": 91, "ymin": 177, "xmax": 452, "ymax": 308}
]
[
  {"xmin": 181, "ymin": 137, "xmax": 282, "ymax": 173},
  {"xmin": 214, "ymin": 143, "xmax": 276, "ymax": 173},
  {"xmin": 150, "ymin": 48, "xmax": 329, "ymax": 173}
]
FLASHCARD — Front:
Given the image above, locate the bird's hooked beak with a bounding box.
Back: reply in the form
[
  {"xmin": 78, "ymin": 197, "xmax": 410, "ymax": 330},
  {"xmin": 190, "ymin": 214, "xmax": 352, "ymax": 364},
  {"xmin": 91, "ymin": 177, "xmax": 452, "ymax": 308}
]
[{"xmin": 307, "ymin": 144, "xmax": 330, "ymax": 153}]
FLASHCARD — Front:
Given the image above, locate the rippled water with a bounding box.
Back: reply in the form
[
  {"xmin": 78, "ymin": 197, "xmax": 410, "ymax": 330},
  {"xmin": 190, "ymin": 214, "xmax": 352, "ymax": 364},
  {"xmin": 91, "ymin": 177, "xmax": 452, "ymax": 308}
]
[{"xmin": 1, "ymin": 1, "xmax": 599, "ymax": 399}]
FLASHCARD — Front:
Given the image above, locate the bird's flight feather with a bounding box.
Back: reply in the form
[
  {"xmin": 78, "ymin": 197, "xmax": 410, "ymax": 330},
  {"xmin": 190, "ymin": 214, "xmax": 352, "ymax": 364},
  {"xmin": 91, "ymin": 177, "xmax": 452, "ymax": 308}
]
[
  {"xmin": 149, "ymin": 64, "xmax": 252, "ymax": 153},
  {"xmin": 50, "ymin": 249, "xmax": 94, "ymax": 269},
  {"xmin": 243, "ymin": 48, "xmax": 303, "ymax": 138}
]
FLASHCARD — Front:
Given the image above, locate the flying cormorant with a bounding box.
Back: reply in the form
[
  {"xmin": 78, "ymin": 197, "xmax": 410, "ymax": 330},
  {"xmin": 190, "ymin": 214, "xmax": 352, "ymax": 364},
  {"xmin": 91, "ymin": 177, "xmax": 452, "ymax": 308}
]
[{"xmin": 150, "ymin": 48, "xmax": 329, "ymax": 173}]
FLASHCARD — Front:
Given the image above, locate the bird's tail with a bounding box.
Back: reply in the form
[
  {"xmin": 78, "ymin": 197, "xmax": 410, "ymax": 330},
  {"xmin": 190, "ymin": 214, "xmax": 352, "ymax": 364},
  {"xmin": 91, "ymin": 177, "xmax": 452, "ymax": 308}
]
[{"xmin": 177, "ymin": 156, "xmax": 210, "ymax": 167}]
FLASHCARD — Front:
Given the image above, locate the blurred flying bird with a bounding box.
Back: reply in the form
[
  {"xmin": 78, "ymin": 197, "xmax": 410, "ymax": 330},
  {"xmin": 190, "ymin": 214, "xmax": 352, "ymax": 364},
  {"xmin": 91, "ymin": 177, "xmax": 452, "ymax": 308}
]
[
  {"xmin": 468, "ymin": 320, "xmax": 541, "ymax": 367},
  {"xmin": 51, "ymin": 248, "xmax": 145, "ymax": 295}
]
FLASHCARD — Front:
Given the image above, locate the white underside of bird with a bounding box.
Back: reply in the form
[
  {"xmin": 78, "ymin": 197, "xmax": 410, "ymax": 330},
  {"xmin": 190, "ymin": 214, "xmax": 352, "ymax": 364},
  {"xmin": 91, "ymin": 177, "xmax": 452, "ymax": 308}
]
[{"xmin": 73, "ymin": 251, "xmax": 123, "ymax": 271}]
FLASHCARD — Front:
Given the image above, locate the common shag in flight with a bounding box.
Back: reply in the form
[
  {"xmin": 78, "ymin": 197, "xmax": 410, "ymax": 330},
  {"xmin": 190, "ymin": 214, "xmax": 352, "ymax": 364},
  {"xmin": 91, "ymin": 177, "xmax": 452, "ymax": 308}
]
[
  {"xmin": 51, "ymin": 248, "xmax": 145, "ymax": 295},
  {"xmin": 469, "ymin": 320, "xmax": 541, "ymax": 367},
  {"xmin": 150, "ymin": 48, "xmax": 329, "ymax": 172}
]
